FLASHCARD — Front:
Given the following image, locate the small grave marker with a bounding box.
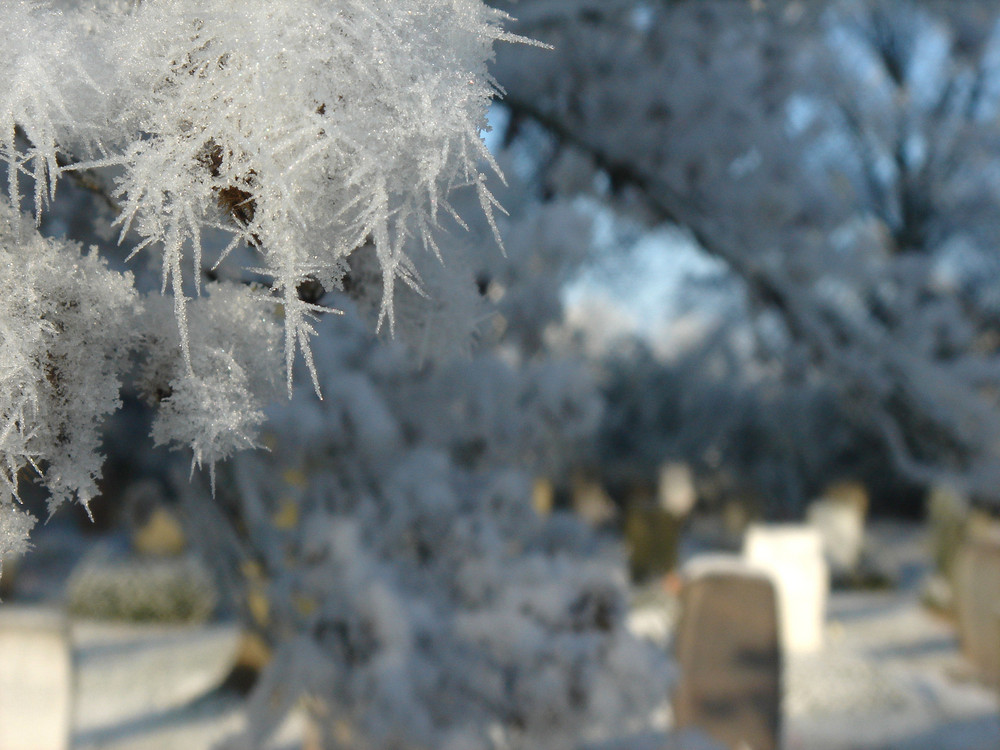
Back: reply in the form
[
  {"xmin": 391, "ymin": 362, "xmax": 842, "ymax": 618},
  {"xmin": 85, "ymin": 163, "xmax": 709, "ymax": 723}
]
[
  {"xmin": 807, "ymin": 498, "xmax": 864, "ymax": 578},
  {"xmin": 625, "ymin": 503, "xmax": 683, "ymax": 581}
]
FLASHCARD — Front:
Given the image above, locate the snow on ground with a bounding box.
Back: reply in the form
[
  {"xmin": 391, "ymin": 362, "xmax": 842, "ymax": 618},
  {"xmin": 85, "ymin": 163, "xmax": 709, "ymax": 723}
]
[
  {"xmin": 69, "ymin": 618, "xmax": 311, "ymax": 749},
  {"xmin": 71, "ymin": 621, "xmax": 244, "ymax": 750},
  {"xmin": 784, "ymin": 590, "xmax": 1000, "ymax": 750},
  {"xmin": 782, "ymin": 522, "xmax": 1000, "ymax": 750},
  {"xmin": 7, "ymin": 521, "xmax": 997, "ymax": 748}
]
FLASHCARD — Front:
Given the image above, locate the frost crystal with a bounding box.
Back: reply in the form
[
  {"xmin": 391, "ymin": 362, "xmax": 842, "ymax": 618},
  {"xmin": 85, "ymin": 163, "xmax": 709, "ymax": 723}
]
[
  {"xmin": 67, "ymin": 0, "xmax": 510, "ymax": 391},
  {"xmin": 141, "ymin": 284, "xmax": 283, "ymax": 475},
  {"xmin": 0, "ymin": 504, "xmax": 35, "ymax": 563},
  {"xmin": 0, "ymin": 0, "xmax": 516, "ymax": 548}
]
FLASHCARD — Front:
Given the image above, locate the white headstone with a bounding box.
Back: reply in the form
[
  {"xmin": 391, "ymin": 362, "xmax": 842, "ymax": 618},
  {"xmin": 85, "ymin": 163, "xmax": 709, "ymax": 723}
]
[
  {"xmin": 0, "ymin": 607, "xmax": 73, "ymax": 750},
  {"xmin": 743, "ymin": 524, "xmax": 828, "ymax": 654},
  {"xmin": 807, "ymin": 498, "xmax": 864, "ymax": 575},
  {"xmin": 657, "ymin": 462, "xmax": 696, "ymax": 517}
]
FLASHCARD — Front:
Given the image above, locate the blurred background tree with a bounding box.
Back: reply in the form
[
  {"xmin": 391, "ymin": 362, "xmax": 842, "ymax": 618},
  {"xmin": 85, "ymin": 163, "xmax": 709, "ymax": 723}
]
[{"xmin": 491, "ymin": 0, "xmax": 1000, "ymax": 512}]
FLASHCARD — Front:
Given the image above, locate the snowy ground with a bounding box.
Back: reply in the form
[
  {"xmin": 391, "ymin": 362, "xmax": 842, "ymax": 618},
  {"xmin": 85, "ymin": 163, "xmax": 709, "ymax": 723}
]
[
  {"xmin": 71, "ymin": 620, "xmax": 246, "ymax": 750},
  {"xmin": 8, "ymin": 521, "xmax": 1000, "ymax": 749},
  {"xmin": 782, "ymin": 521, "xmax": 1000, "ymax": 750},
  {"xmin": 69, "ymin": 619, "xmax": 314, "ymax": 749},
  {"xmin": 784, "ymin": 591, "xmax": 1000, "ymax": 750}
]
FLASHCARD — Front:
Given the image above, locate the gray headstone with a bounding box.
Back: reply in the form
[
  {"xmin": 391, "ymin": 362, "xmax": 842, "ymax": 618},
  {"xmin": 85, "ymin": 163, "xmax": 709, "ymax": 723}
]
[
  {"xmin": 674, "ymin": 560, "xmax": 781, "ymax": 750},
  {"xmin": 954, "ymin": 523, "xmax": 1000, "ymax": 686}
]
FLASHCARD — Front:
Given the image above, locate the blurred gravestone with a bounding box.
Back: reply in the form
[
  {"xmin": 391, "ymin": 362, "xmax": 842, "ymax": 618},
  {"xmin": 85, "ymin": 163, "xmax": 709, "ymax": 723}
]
[
  {"xmin": 0, "ymin": 607, "xmax": 73, "ymax": 750},
  {"xmin": 807, "ymin": 498, "xmax": 864, "ymax": 580},
  {"xmin": 571, "ymin": 473, "xmax": 617, "ymax": 526},
  {"xmin": 744, "ymin": 524, "xmax": 827, "ymax": 654},
  {"xmin": 674, "ymin": 555, "xmax": 781, "ymax": 750},
  {"xmin": 927, "ymin": 484, "xmax": 968, "ymax": 581},
  {"xmin": 532, "ymin": 477, "xmax": 555, "ymax": 516},
  {"xmin": 625, "ymin": 502, "xmax": 682, "ymax": 581},
  {"xmin": 721, "ymin": 495, "xmax": 761, "ymax": 550},
  {"xmin": 658, "ymin": 462, "xmax": 697, "ymax": 517},
  {"xmin": 953, "ymin": 518, "xmax": 1000, "ymax": 687},
  {"xmin": 821, "ymin": 480, "xmax": 869, "ymax": 517},
  {"xmin": 923, "ymin": 484, "xmax": 969, "ymax": 612},
  {"xmin": 623, "ymin": 464, "xmax": 695, "ymax": 581}
]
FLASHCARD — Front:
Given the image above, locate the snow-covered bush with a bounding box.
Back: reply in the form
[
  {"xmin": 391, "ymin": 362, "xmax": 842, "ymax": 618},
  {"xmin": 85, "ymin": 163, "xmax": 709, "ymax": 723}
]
[
  {"xmin": 178, "ymin": 304, "xmax": 665, "ymax": 749},
  {"xmin": 66, "ymin": 549, "xmax": 217, "ymax": 623}
]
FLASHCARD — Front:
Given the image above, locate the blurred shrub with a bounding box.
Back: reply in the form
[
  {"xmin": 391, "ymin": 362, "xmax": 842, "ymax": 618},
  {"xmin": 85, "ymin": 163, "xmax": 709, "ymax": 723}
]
[{"xmin": 67, "ymin": 550, "xmax": 217, "ymax": 623}]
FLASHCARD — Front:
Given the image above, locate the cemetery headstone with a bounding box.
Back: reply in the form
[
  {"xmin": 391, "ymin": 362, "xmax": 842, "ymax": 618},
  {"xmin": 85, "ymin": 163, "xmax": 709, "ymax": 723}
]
[
  {"xmin": 532, "ymin": 477, "xmax": 554, "ymax": 516},
  {"xmin": 0, "ymin": 606, "xmax": 73, "ymax": 750},
  {"xmin": 820, "ymin": 479, "xmax": 869, "ymax": 518},
  {"xmin": 571, "ymin": 473, "xmax": 617, "ymax": 526},
  {"xmin": 625, "ymin": 502, "xmax": 683, "ymax": 581},
  {"xmin": 743, "ymin": 524, "xmax": 828, "ymax": 654},
  {"xmin": 953, "ymin": 519, "xmax": 1000, "ymax": 687},
  {"xmin": 658, "ymin": 462, "xmax": 697, "ymax": 517},
  {"xmin": 923, "ymin": 484, "xmax": 970, "ymax": 612},
  {"xmin": 674, "ymin": 555, "xmax": 782, "ymax": 750},
  {"xmin": 927, "ymin": 484, "xmax": 969, "ymax": 581},
  {"xmin": 623, "ymin": 465, "xmax": 697, "ymax": 582},
  {"xmin": 807, "ymin": 498, "xmax": 864, "ymax": 579},
  {"xmin": 721, "ymin": 495, "xmax": 760, "ymax": 550}
]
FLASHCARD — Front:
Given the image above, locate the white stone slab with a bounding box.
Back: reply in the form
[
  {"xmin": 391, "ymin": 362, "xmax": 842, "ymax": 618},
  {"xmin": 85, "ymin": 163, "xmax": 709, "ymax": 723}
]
[
  {"xmin": 808, "ymin": 498, "xmax": 865, "ymax": 575},
  {"xmin": 744, "ymin": 524, "xmax": 829, "ymax": 654},
  {"xmin": 0, "ymin": 606, "xmax": 73, "ymax": 750}
]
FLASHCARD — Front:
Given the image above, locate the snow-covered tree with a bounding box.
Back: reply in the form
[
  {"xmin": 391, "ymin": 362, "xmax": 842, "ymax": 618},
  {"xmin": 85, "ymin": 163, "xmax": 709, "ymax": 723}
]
[
  {"xmin": 1, "ymin": 2, "xmax": 681, "ymax": 748},
  {"xmin": 0, "ymin": 0, "xmax": 512, "ymax": 558},
  {"xmin": 492, "ymin": 0, "xmax": 1000, "ymax": 505},
  {"xmin": 181, "ymin": 300, "xmax": 663, "ymax": 749}
]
